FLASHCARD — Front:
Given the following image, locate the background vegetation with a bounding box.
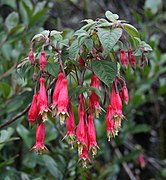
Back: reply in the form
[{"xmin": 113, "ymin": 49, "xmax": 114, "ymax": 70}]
[{"xmin": 0, "ymin": 0, "xmax": 166, "ymax": 179}]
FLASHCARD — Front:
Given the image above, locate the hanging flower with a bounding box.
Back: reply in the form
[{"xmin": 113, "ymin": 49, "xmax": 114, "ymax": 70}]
[
  {"xmin": 37, "ymin": 77, "xmax": 49, "ymax": 121},
  {"xmin": 123, "ymin": 84, "xmax": 129, "ymax": 105},
  {"xmin": 139, "ymin": 153, "xmax": 145, "ymax": 168},
  {"xmin": 65, "ymin": 103, "xmax": 75, "ymax": 148},
  {"xmin": 28, "ymin": 94, "xmax": 38, "ymax": 124},
  {"xmin": 87, "ymin": 114, "xmax": 99, "ymax": 156},
  {"xmin": 89, "ymin": 74, "xmax": 101, "ymax": 118},
  {"xmin": 120, "ymin": 48, "xmax": 128, "ymax": 69},
  {"xmin": 28, "ymin": 48, "xmax": 34, "ymax": 64},
  {"xmin": 76, "ymin": 111, "xmax": 86, "ymax": 155},
  {"xmin": 128, "ymin": 48, "xmax": 136, "ymax": 69},
  {"xmin": 31, "ymin": 121, "xmax": 48, "ymax": 153},
  {"xmin": 57, "ymin": 78, "xmax": 69, "ymax": 125},
  {"xmin": 106, "ymin": 105, "xmax": 115, "ymax": 141},
  {"xmin": 39, "ymin": 50, "xmax": 47, "ymax": 71},
  {"xmin": 79, "ymin": 57, "xmax": 85, "ymax": 67},
  {"xmin": 79, "ymin": 125, "xmax": 90, "ymax": 168},
  {"xmin": 106, "ymin": 82, "xmax": 125, "ymax": 139},
  {"xmin": 52, "ymin": 72, "xmax": 64, "ymax": 116}
]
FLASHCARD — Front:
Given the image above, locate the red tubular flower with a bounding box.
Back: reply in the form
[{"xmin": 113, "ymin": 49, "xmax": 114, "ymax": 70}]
[
  {"xmin": 107, "ymin": 82, "xmax": 124, "ymax": 139},
  {"xmin": 123, "ymin": 84, "xmax": 129, "ymax": 105},
  {"xmin": 28, "ymin": 48, "xmax": 34, "ymax": 64},
  {"xmin": 39, "ymin": 50, "xmax": 47, "ymax": 71},
  {"xmin": 37, "ymin": 77, "xmax": 49, "ymax": 120},
  {"xmin": 109, "ymin": 83, "xmax": 123, "ymax": 117},
  {"xmin": 65, "ymin": 103, "xmax": 75, "ymax": 148},
  {"xmin": 76, "ymin": 111, "xmax": 86, "ymax": 155},
  {"xmin": 52, "ymin": 72, "xmax": 64, "ymax": 116},
  {"xmin": 79, "ymin": 125, "xmax": 90, "ymax": 168},
  {"xmin": 139, "ymin": 153, "xmax": 145, "ymax": 168},
  {"xmin": 128, "ymin": 48, "xmax": 136, "ymax": 69},
  {"xmin": 28, "ymin": 94, "xmax": 38, "ymax": 123},
  {"xmin": 57, "ymin": 78, "xmax": 69, "ymax": 125},
  {"xmin": 106, "ymin": 105, "xmax": 115, "ymax": 141},
  {"xmin": 87, "ymin": 114, "xmax": 99, "ymax": 156},
  {"xmin": 31, "ymin": 121, "xmax": 48, "ymax": 153},
  {"xmin": 79, "ymin": 57, "xmax": 85, "ymax": 67},
  {"xmin": 89, "ymin": 74, "xmax": 101, "ymax": 118},
  {"xmin": 120, "ymin": 48, "xmax": 128, "ymax": 69}
]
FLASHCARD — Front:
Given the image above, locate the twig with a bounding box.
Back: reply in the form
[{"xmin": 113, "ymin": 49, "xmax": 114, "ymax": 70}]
[
  {"xmin": 111, "ymin": 140, "xmax": 137, "ymax": 180},
  {"xmin": 0, "ymin": 104, "xmax": 30, "ymax": 129},
  {"xmin": 0, "ymin": 64, "xmax": 16, "ymax": 81}
]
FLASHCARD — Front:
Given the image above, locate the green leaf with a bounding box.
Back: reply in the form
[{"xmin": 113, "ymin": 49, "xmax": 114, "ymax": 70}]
[
  {"xmin": 105, "ymin": 11, "xmax": 119, "ymax": 21},
  {"xmin": 46, "ymin": 62, "xmax": 60, "ymax": 78},
  {"xmin": 125, "ymin": 124, "xmax": 151, "ymax": 134},
  {"xmin": 5, "ymin": 12, "xmax": 19, "ymax": 32},
  {"xmin": 69, "ymin": 39, "xmax": 80, "ymax": 59},
  {"xmin": 98, "ymin": 28, "xmax": 122, "ymax": 54},
  {"xmin": 139, "ymin": 41, "xmax": 152, "ymax": 51},
  {"xmin": 0, "ymin": 82, "xmax": 11, "ymax": 98},
  {"xmin": 92, "ymin": 60, "xmax": 116, "ymax": 88},
  {"xmin": 42, "ymin": 155, "xmax": 62, "ymax": 179},
  {"xmin": 0, "ymin": 127, "xmax": 14, "ymax": 150},
  {"xmin": 123, "ymin": 23, "xmax": 140, "ymax": 38},
  {"xmin": 31, "ymin": 33, "xmax": 45, "ymax": 42},
  {"xmin": 16, "ymin": 124, "xmax": 33, "ymax": 148},
  {"xmin": 84, "ymin": 38, "xmax": 93, "ymax": 51},
  {"xmin": 50, "ymin": 30, "xmax": 62, "ymax": 36}
]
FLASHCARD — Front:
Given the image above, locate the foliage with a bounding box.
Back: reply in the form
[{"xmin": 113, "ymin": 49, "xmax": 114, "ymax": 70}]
[{"xmin": 0, "ymin": 0, "xmax": 166, "ymax": 179}]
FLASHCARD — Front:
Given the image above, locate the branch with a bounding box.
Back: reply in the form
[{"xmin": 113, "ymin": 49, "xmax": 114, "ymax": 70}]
[
  {"xmin": 111, "ymin": 140, "xmax": 137, "ymax": 180},
  {"xmin": 0, "ymin": 64, "xmax": 16, "ymax": 81},
  {"xmin": 0, "ymin": 104, "xmax": 30, "ymax": 130}
]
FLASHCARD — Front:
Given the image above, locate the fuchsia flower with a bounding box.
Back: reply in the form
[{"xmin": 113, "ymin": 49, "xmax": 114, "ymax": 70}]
[
  {"xmin": 76, "ymin": 111, "xmax": 86, "ymax": 155},
  {"xmin": 120, "ymin": 48, "xmax": 128, "ymax": 69},
  {"xmin": 87, "ymin": 114, "xmax": 99, "ymax": 156},
  {"xmin": 89, "ymin": 74, "xmax": 101, "ymax": 118},
  {"xmin": 106, "ymin": 105, "xmax": 115, "ymax": 140},
  {"xmin": 57, "ymin": 78, "xmax": 69, "ymax": 125},
  {"xmin": 65, "ymin": 103, "xmax": 75, "ymax": 148},
  {"xmin": 106, "ymin": 82, "xmax": 125, "ymax": 140},
  {"xmin": 39, "ymin": 50, "xmax": 47, "ymax": 71},
  {"xmin": 79, "ymin": 124, "xmax": 90, "ymax": 168},
  {"xmin": 37, "ymin": 77, "xmax": 49, "ymax": 120},
  {"xmin": 31, "ymin": 121, "xmax": 48, "ymax": 153},
  {"xmin": 52, "ymin": 72, "xmax": 64, "ymax": 116},
  {"xmin": 128, "ymin": 48, "xmax": 136, "ymax": 69},
  {"xmin": 28, "ymin": 94, "xmax": 38, "ymax": 123},
  {"xmin": 28, "ymin": 48, "xmax": 34, "ymax": 64},
  {"xmin": 139, "ymin": 153, "xmax": 145, "ymax": 168}
]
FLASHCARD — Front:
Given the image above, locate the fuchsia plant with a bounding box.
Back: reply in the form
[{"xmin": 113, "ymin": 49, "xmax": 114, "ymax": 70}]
[{"xmin": 24, "ymin": 11, "xmax": 152, "ymax": 167}]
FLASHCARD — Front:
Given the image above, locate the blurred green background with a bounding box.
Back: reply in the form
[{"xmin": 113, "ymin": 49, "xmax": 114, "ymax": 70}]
[{"xmin": 0, "ymin": 0, "xmax": 166, "ymax": 179}]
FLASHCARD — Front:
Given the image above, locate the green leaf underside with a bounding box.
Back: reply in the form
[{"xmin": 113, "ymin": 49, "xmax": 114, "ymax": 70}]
[
  {"xmin": 69, "ymin": 39, "xmax": 80, "ymax": 59},
  {"xmin": 46, "ymin": 62, "xmax": 60, "ymax": 78},
  {"xmin": 92, "ymin": 60, "xmax": 116, "ymax": 88},
  {"xmin": 97, "ymin": 28, "xmax": 122, "ymax": 54},
  {"xmin": 123, "ymin": 23, "xmax": 140, "ymax": 38}
]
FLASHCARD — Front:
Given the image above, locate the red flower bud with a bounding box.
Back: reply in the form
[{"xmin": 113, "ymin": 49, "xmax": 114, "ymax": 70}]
[
  {"xmin": 89, "ymin": 74, "xmax": 101, "ymax": 118},
  {"xmin": 123, "ymin": 84, "xmax": 129, "ymax": 105},
  {"xmin": 31, "ymin": 122, "xmax": 48, "ymax": 153},
  {"xmin": 79, "ymin": 57, "xmax": 85, "ymax": 67},
  {"xmin": 28, "ymin": 94, "xmax": 38, "ymax": 123},
  {"xmin": 120, "ymin": 48, "xmax": 128, "ymax": 69},
  {"xmin": 128, "ymin": 48, "xmax": 136, "ymax": 69},
  {"xmin": 39, "ymin": 50, "xmax": 47, "ymax": 71},
  {"xmin": 28, "ymin": 48, "xmax": 35, "ymax": 64}
]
